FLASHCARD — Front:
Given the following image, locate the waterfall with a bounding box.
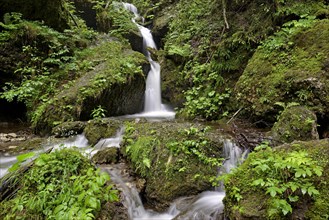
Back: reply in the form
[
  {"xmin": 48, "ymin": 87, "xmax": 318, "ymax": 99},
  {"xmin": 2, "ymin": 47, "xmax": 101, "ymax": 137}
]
[{"xmin": 122, "ymin": 3, "xmax": 175, "ymax": 119}]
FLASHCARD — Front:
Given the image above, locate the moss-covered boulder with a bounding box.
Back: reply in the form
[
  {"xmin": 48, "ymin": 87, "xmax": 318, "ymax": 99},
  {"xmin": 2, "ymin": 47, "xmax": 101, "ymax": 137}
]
[
  {"xmin": 0, "ymin": 0, "xmax": 70, "ymax": 31},
  {"xmin": 34, "ymin": 40, "xmax": 147, "ymax": 133},
  {"xmin": 235, "ymin": 19, "xmax": 329, "ymax": 122},
  {"xmin": 122, "ymin": 121, "xmax": 225, "ymax": 211},
  {"xmin": 84, "ymin": 119, "xmax": 122, "ymax": 145},
  {"xmin": 224, "ymin": 139, "xmax": 329, "ymax": 219},
  {"xmin": 92, "ymin": 147, "xmax": 119, "ymax": 164},
  {"xmin": 52, "ymin": 121, "xmax": 86, "ymax": 137},
  {"xmin": 271, "ymin": 106, "xmax": 319, "ymax": 143}
]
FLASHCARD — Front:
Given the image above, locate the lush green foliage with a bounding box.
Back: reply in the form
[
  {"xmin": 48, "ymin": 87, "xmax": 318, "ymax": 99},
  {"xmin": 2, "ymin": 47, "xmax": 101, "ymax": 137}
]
[
  {"xmin": 31, "ymin": 40, "xmax": 146, "ymax": 130},
  {"xmin": 93, "ymin": 0, "xmax": 138, "ymax": 36},
  {"xmin": 91, "ymin": 105, "xmax": 107, "ymax": 119},
  {"xmin": 179, "ymin": 61, "xmax": 231, "ymax": 119},
  {"xmin": 235, "ymin": 17, "xmax": 329, "ymax": 121},
  {"xmin": 123, "ymin": 122, "xmax": 223, "ymax": 181},
  {"xmin": 0, "ymin": 12, "xmax": 95, "ymax": 125},
  {"xmin": 162, "ymin": 0, "xmax": 277, "ymax": 119},
  {"xmin": 251, "ymin": 144, "xmax": 322, "ymax": 217},
  {"xmin": 0, "ymin": 149, "xmax": 118, "ymax": 219},
  {"xmin": 225, "ymin": 142, "xmax": 324, "ymax": 219},
  {"xmin": 167, "ymin": 127, "xmax": 223, "ymax": 168}
]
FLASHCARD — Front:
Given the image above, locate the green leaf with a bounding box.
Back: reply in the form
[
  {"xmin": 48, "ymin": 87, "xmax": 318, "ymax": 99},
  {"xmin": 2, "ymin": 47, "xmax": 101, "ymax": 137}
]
[
  {"xmin": 35, "ymin": 158, "xmax": 46, "ymax": 166},
  {"xmin": 314, "ymin": 167, "xmax": 323, "ymax": 176},
  {"xmin": 289, "ymin": 183, "xmax": 298, "ymax": 192},
  {"xmin": 17, "ymin": 152, "xmax": 35, "ymax": 162},
  {"xmin": 143, "ymin": 158, "xmax": 151, "ymax": 168},
  {"xmin": 307, "ymin": 186, "xmax": 319, "ymax": 196},
  {"xmin": 8, "ymin": 162, "xmax": 20, "ymax": 172},
  {"xmin": 252, "ymin": 178, "xmax": 265, "ymax": 186}
]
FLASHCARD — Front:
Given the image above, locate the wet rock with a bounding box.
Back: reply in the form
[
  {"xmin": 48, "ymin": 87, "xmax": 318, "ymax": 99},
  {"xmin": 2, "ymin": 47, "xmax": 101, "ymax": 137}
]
[
  {"xmin": 122, "ymin": 121, "xmax": 225, "ymax": 211},
  {"xmin": 8, "ymin": 146, "xmax": 18, "ymax": 149},
  {"xmin": 84, "ymin": 119, "xmax": 122, "ymax": 145},
  {"xmin": 126, "ymin": 30, "xmax": 144, "ymax": 54},
  {"xmin": 271, "ymin": 106, "xmax": 319, "ymax": 143},
  {"xmin": 98, "ymin": 201, "xmax": 129, "ymax": 220},
  {"xmin": 235, "ymin": 19, "xmax": 329, "ymax": 122},
  {"xmin": 0, "ymin": 137, "xmax": 10, "ymax": 142},
  {"xmin": 7, "ymin": 133, "xmax": 17, "ymax": 138},
  {"xmin": 52, "ymin": 121, "xmax": 86, "ymax": 138},
  {"xmin": 34, "ymin": 40, "xmax": 147, "ymax": 134},
  {"xmin": 92, "ymin": 147, "xmax": 119, "ymax": 164}
]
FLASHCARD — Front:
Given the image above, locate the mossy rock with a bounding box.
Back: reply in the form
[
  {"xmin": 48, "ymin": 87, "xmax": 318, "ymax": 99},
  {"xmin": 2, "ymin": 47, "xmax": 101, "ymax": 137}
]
[
  {"xmin": 92, "ymin": 147, "xmax": 119, "ymax": 164},
  {"xmin": 52, "ymin": 121, "xmax": 86, "ymax": 138},
  {"xmin": 9, "ymin": 137, "xmax": 44, "ymax": 154},
  {"xmin": 271, "ymin": 106, "xmax": 319, "ymax": 143},
  {"xmin": 34, "ymin": 39, "xmax": 147, "ymax": 133},
  {"xmin": 84, "ymin": 119, "xmax": 122, "ymax": 145},
  {"xmin": 235, "ymin": 19, "xmax": 329, "ymax": 122},
  {"xmin": 0, "ymin": 0, "xmax": 69, "ymax": 31},
  {"xmin": 224, "ymin": 139, "xmax": 329, "ymax": 219},
  {"xmin": 122, "ymin": 121, "xmax": 225, "ymax": 211}
]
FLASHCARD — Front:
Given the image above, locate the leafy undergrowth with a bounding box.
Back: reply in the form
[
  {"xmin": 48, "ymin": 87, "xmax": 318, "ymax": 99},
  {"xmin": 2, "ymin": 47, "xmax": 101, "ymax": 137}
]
[
  {"xmin": 224, "ymin": 140, "xmax": 329, "ymax": 219},
  {"xmin": 0, "ymin": 149, "xmax": 118, "ymax": 220},
  {"xmin": 0, "ymin": 12, "xmax": 95, "ymax": 124},
  {"xmin": 122, "ymin": 121, "xmax": 224, "ymax": 210},
  {"xmin": 235, "ymin": 18, "xmax": 329, "ymax": 122}
]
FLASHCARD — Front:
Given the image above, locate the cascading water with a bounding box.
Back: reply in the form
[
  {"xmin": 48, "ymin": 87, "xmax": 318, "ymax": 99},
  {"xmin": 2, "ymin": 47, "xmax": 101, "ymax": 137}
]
[
  {"xmin": 0, "ymin": 129, "xmax": 124, "ymax": 178},
  {"xmin": 122, "ymin": 3, "xmax": 175, "ymax": 119},
  {"xmin": 101, "ymin": 138, "xmax": 247, "ymax": 220},
  {"xmin": 1, "ymin": 126, "xmax": 247, "ymax": 219}
]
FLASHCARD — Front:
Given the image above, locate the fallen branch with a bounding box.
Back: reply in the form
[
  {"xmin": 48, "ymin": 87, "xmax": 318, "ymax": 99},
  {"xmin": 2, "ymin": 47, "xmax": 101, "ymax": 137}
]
[
  {"xmin": 222, "ymin": 0, "xmax": 229, "ymax": 29},
  {"xmin": 227, "ymin": 108, "xmax": 243, "ymax": 124}
]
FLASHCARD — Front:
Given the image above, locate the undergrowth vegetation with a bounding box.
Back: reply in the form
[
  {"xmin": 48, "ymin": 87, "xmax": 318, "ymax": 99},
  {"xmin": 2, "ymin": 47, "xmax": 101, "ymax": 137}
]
[
  {"xmin": 224, "ymin": 140, "xmax": 329, "ymax": 219},
  {"xmin": 0, "ymin": 149, "xmax": 118, "ymax": 219},
  {"xmin": 0, "ymin": 11, "xmax": 96, "ymax": 125},
  {"xmin": 122, "ymin": 121, "xmax": 223, "ymax": 207}
]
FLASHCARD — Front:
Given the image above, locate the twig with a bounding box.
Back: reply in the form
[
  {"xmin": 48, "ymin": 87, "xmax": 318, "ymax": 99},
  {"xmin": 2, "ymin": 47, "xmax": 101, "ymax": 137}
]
[
  {"xmin": 222, "ymin": 0, "xmax": 229, "ymax": 29},
  {"xmin": 227, "ymin": 108, "xmax": 243, "ymax": 124}
]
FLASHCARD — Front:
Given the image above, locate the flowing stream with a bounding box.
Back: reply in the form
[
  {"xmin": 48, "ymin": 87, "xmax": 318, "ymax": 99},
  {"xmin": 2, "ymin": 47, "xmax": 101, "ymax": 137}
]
[
  {"xmin": 103, "ymin": 138, "xmax": 246, "ymax": 220},
  {"xmin": 1, "ymin": 127, "xmax": 247, "ymax": 220},
  {"xmin": 0, "ymin": 3, "xmax": 249, "ymax": 219}
]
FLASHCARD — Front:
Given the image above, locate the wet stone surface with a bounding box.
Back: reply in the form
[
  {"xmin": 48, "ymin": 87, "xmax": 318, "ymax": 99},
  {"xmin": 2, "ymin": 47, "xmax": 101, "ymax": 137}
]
[{"xmin": 0, "ymin": 122, "xmax": 36, "ymax": 154}]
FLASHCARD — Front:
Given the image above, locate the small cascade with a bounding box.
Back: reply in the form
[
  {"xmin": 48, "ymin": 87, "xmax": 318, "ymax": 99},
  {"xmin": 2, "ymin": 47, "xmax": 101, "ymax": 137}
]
[
  {"xmin": 49, "ymin": 134, "xmax": 89, "ymax": 152},
  {"xmin": 0, "ymin": 129, "xmax": 125, "ymax": 178},
  {"xmin": 173, "ymin": 139, "xmax": 247, "ymax": 220},
  {"xmin": 122, "ymin": 3, "xmax": 175, "ymax": 119},
  {"xmin": 101, "ymin": 138, "xmax": 247, "ymax": 220},
  {"xmin": 103, "ymin": 165, "xmax": 178, "ymax": 220}
]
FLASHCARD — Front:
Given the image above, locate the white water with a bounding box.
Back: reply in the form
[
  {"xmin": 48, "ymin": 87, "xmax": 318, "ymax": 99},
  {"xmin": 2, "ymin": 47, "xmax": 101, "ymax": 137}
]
[
  {"xmin": 0, "ymin": 127, "xmax": 246, "ymax": 219},
  {"xmin": 122, "ymin": 3, "xmax": 175, "ymax": 119},
  {"xmin": 103, "ymin": 139, "xmax": 246, "ymax": 220},
  {"xmin": 0, "ymin": 129, "xmax": 124, "ymax": 179}
]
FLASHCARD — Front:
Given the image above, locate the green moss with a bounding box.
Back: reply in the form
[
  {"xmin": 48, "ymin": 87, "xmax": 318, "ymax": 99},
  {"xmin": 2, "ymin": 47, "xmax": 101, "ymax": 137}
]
[
  {"xmin": 224, "ymin": 139, "xmax": 329, "ymax": 219},
  {"xmin": 271, "ymin": 106, "xmax": 319, "ymax": 143},
  {"xmin": 33, "ymin": 39, "xmax": 147, "ymax": 133},
  {"xmin": 92, "ymin": 147, "xmax": 119, "ymax": 164},
  {"xmin": 84, "ymin": 118, "xmax": 122, "ymax": 145},
  {"xmin": 122, "ymin": 121, "xmax": 224, "ymax": 210},
  {"xmin": 235, "ymin": 19, "xmax": 329, "ymax": 121}
]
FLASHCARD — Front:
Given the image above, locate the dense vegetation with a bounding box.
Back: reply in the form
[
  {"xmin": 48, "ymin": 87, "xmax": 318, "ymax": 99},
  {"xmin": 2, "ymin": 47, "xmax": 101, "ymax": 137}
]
[
  {"xmin": 1, "ymin": 0, "xmax": 329, "ymax": 219},
  {"xmin": 224, "ymin": 140, "xmax": 329, "ymax": 219},
  {"xmin": 0, "ymin": 149, "xmax": 118, "ymax": 219},
  {"xmin": 121, "ymin": 121, "xmax": 224, "ymax": 210}
]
